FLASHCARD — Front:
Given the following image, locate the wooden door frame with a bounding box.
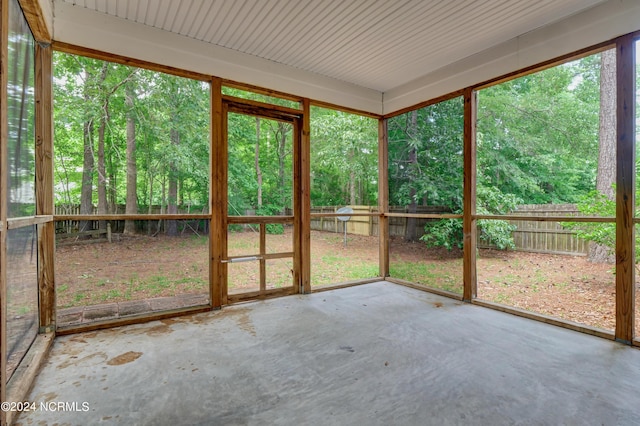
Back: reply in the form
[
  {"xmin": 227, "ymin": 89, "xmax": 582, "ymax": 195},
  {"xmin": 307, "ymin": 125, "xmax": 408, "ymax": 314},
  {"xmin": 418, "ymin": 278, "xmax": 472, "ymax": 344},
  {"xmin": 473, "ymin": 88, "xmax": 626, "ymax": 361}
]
[{"xmin": 220, "ymin": 98, "xmax": 304, "ymax": 303}]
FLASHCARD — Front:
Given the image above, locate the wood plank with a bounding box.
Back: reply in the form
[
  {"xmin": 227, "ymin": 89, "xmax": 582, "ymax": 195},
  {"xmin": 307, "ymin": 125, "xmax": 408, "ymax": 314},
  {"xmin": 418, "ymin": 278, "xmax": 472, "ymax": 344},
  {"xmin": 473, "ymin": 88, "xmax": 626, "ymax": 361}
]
[
  {"xmin": 6, "ymin": 215, "xmax": 52, "ymax": 228},
  {"xmin": 259, "ymin": 223, "xmax": 266, "ymax": 291},
  {"xmin": 224, "ymin": 97, "xmax": 302, "ymax": 121},
  {"xmin": 1, "ymin": 0, "xmax": 8, "ymax": 418},
  {"xmin": 225, "ymin": 252, "xmax": 295, "ymax": 262},
  {"xmin": 222, "ymin": 79, "xmax": 304, "ymax": 104},
  {"xmin": 476, "ymin": 214, "xmax": 615, "ymax": 223},
  {"xmin": 310, "ymin": 212, "xmax": 380, "ymax": 218},
  {"xmin": 384, "ymin": 89, "xmax": 465, "ymax": 119},
  {"xmin": 615, "ymin": 34, "xmax": 635, "ymax": 344},
  {"xmin": 310, "ymin": 278, "xmax": 382, "ymax": 293},
  {"xmin": 210, "ymin": 77, "xmax": 225, "ymax": 308},
  {"xmin": 386, "ymin": 277, "xmax": 464, "ymax": 301},
  {"xmin": 227, "ymin": 215, "xmax": 293, "ymax": 224},
  {"xmin": 54, "ymin": 213, "xmax": 210, "ymax": 221},
  {"xmin": 227, "ymin": 287, "xmax": 295, "ymax": 303},
  {"xmin": 300, "ymin": 99, "xmax": 311, "ymax": 293},
  {"xmin": 53, "ymin": 41, "xmax": 211, "ymax": 82},
  {"xmin": 35, "ymin": 44, "xmax": 56, "ymax": 329},
  {"xmin": 17, "ymin": 0, "xmax": 50, "ymax": 43},
  {"xmin": 463, "ymin": 88, "xmax": 477, "ymax": 302},
  {"xmin": 310, "ymin": 99, "xmax": 382, "ymax": 120},
  {"xmin": 473, "ymin": 41, "xmax": 615, "ymax": 92},
  {"xmin": 56, "ymin": 305, "xmax": 212, "ymax": 335},
  {"xmin": 5, "ymin": 333, "xmax": 53, "ymax": 425},
  {"xmin": 378, "ymin": 118, "xmax": 389, "ymax": 278},
  {"xmin": 385, "ymin": 213, "xmax": 463, "ymax": 219},
  {"xmin": 472, "ymin": 299, "xmax": 616, "ymax": 341}
]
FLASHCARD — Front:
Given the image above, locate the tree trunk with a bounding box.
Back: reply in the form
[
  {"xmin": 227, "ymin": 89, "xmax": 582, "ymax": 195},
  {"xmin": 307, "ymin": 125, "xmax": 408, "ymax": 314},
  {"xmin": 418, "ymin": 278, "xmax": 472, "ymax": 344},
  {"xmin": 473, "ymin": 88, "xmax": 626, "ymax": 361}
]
[
  {"xmin": 596, "ymin": 49, "xmax": 616, "ymax": 200},
  {"xmin": 96, "ymin": 62, "xmax": 109, "ymax": 232},
  {"xmin": 124, "ymin": 84, "xmax": 138, "ymax": 234},
  {"xmin": 256, "ymin": 117, "xmax": 263, "ymax": 208},
  {"xmin": 166, "ymin": 127, "xmax": 179, "ymax": 236},
  {"xmin": 277, "ymin": 122, "xmax": 288, "ymax": 214},
  {"xmin": 590, "ymin": 48, "xmax": 616, "ymax": 263},
  {"xmin": 405, "ymin": 110, "xmax": 419, "ymax": 242},
  {"xmin": 80, "ymin": 117, "xmax": 94, "ymax": 233}
]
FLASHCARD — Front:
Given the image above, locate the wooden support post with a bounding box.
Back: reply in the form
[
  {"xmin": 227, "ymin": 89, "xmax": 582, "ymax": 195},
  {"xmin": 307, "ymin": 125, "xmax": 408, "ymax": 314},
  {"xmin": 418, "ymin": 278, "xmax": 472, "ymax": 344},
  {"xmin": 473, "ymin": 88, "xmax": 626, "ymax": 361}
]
[
  {"xmin": 615, "ymin": 35, "xmax": 635, "ymax": 344},
  {"xmin": 300, "ymin": 99, "xmax": 311, "ymax": 293},
  {"xmin": 210, "ymin": 77, "xmax": 225, "ymax": 308},
  {"xmin": 0, "ymin": 0, "xmax": 8, "ymax": 419},
  {"xmin": 259, "ymin": 223, "xmax": 266, "ymax": 291},
  {"xmin": 378, "ymin": 118, "xmax": 389, "ymax": 278},
  {"xmin": 463, "ymin": 88, "xmax": 477, "ymax": 302},
  {"xmin": 35, "ymin": 42, "xmax": 55, "ymax": 332}
]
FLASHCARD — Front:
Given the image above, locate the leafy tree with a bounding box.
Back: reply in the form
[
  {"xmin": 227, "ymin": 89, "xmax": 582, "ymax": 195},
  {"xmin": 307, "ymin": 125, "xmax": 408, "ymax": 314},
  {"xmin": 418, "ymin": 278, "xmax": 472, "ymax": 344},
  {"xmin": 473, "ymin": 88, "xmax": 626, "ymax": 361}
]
[
  {"xmin": 310, "ymin": 107, "xmax": 378, "ymax": 207},
  {"xmin": 53, "ymin": 53, "xmax": 210, "ymax": 235}
]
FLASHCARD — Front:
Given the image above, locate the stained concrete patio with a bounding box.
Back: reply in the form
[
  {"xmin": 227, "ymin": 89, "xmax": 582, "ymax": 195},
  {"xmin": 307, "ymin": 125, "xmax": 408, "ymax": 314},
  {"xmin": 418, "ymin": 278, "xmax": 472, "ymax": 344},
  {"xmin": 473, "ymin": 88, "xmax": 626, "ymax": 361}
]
[{"xmin": 16, "ymin": 281, "xmax": 640, "ymax": 425}]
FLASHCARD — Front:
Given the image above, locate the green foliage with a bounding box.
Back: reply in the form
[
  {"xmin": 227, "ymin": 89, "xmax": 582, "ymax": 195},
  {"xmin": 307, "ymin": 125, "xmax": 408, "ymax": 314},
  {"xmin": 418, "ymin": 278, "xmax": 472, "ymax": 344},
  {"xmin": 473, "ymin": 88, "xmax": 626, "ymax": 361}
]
[
  {"xmin": 476, "ymin": 57, "xmax": 600, "ymax": 205},
  {"xmin": 566, "ymin": 190, "xmax": 619, "ymax": 259},
  {"xmin": 256, "ymin": 204, "xmax": 284, "ymax": 234},
  {"xmin": 387, "ymin": 97, "xmax": 464, "ymax": 209},
  {"xmin": 53, "ymin": 52, "xmax": 210, "ymax": 211},
  {"xmin": 420, "ymin": 186, "xmax": 519, "ymax": 250},
  {"xmin": 310, "ymin": 106, "xmax": 378, "ymax": 207},
  {"xmin": 420, "ymin": 219, "xmax": 463, "ymax": 250}
]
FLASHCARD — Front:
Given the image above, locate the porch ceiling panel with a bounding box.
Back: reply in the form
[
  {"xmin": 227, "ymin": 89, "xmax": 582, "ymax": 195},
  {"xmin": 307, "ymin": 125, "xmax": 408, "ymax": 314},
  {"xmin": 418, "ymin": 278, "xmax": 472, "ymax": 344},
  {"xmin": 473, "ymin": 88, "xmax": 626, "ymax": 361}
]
[{"xmin": 59, "ymin": 0, "xmax": 606, "ymax": 94}]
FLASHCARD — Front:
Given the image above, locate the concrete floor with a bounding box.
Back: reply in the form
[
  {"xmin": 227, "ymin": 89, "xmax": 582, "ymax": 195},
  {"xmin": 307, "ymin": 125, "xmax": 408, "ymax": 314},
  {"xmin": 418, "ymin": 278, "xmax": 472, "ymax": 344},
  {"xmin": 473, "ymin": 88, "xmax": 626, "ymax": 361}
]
[{"xmin": 16, "ymin": 281, "xmax": 640, "ymax": 425}]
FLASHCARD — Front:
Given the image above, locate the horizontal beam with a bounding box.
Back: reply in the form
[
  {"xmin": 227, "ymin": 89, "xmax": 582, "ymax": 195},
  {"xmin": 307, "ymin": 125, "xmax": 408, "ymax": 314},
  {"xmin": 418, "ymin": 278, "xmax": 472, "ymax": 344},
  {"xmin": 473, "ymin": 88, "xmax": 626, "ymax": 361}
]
[
  {"xmin": 7, "ymin": 215, "xmax": 53, "ymax": 229},
  {"xmin": 477, "ymin": 215, "xmax": 615, "ymax": 223},
  {"xmin": 227, "ymin": 216, "xmax": 293, "ymax": 224},
  {"xmin": 54, "ymin": 214, "xmax": 210, "ymax": 221}
]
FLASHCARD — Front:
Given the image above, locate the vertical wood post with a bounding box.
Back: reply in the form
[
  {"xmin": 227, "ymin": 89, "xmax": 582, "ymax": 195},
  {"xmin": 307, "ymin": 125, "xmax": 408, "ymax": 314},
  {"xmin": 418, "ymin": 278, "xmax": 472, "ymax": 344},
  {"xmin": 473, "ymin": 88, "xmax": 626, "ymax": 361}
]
[
  {"xmin": 210, "ymin": 77, "xmax": 225, "ymax": 308},
  {"xmin": 300, "ymin": 99, "xmax": 311, "ymax": 293},
  {"xmin": 35, "ymin": 42, "xmax": 55, "ymax": 331},
  {"xmin": 378, "ymin": 118, "xmax": 389, "ymax": 278},
  {"xmin": 259, "ymin": 223, "xmax": 266, "ymax": 291},
  {"xmin": 463, "ymin": 88, "xmax": 477, "ymax": 302},
  {"xmin": 0, "ymin": 0, "xmax": 8, "ymax": 418},
  {"xmin": 615, "ymin": 35, "xmax": 635, "ymax": 343}
]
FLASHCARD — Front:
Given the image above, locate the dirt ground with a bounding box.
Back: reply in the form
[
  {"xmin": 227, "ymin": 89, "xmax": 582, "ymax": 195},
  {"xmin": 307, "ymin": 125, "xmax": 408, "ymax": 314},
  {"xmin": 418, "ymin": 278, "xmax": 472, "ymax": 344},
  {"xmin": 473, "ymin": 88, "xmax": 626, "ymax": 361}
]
[{"xmin": 55, "ymin": 229, "xmax": 640, "ymax": 332}]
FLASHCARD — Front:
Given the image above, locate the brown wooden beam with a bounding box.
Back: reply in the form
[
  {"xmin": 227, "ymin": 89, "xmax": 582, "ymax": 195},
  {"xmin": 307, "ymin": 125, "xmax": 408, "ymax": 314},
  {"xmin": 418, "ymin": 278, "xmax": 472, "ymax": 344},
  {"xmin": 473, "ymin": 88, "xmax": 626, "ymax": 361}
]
[
  {"xmin": 476, "ymin": 214, "xmax": 615, "ymax": 223},
  {"xmin": 224, "ymin": 95, "xmax": 303, "ymax": 119},
  {"xmin": 378, "ymin": 118, "xmax": 389, "ymax": 278},
  {"xmin": 0, "ymin": 0, "xmax": 8, "ymax": 418},
  {"xmin": 463, "ymin": 88, "xmax": 477, "ymax": 302},
  {"xmin": 222, "ymin": 79, "xmax": 304, "ymax": 104},
  {"xmin": 300, "ymin": 99, "xmax": 311, "ymax": 293},
  {"xmin": 210, "ymin": 77, "xmax": 225, "ymax": 308},
  {"xmin": 615, "ymin": 34, "xmax": 635, "ymax": 344},
  {"xmin": 53, "ymin": 41, "xmax": 211, "ymax": 82},
  {"xmin": 227, "ymin": 215, "xmax": 293, "ymax": 224},
  {"xmin": 17, "ymin": 0, "xmax": 50, "ymax": 43},
  {"xmin": 7, "ymin": 215, "xmax": 52, "ymax": 228},
  {"xmin": 55, "ymin": 213, "xmax": 210, "ymax": 221},
  {"xmin": 35, "ymin": 42, "xmax": 55, "ymax": 331}
]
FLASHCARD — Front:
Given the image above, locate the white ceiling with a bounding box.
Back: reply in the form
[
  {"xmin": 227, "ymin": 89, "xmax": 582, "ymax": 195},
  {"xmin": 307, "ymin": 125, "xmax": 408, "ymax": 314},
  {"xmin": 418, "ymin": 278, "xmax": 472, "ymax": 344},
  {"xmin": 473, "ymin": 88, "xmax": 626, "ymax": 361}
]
[{"xmin": 58, "ymin": 0, "xmax": 607, "ymax": 94}]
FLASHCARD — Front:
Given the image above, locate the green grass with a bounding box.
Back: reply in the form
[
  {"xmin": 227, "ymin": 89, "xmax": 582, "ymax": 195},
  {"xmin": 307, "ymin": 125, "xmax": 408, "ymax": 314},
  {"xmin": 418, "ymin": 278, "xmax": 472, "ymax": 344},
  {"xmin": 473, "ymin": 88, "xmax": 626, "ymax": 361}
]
[{"xmin": 389, "ymin": 261, "xmax": 462, "ymax": 294}]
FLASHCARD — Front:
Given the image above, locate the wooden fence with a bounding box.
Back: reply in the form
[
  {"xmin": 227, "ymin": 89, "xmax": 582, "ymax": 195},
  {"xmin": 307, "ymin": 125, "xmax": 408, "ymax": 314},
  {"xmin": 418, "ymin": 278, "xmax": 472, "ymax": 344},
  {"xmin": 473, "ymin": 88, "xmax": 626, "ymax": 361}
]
[
  {"xmin": 55, "ymin": 203, "xmax": 590, "ymax": 256},
  {"xmin": 310, "ymin": 206, "xmax": 449, "ymax": 237},
  {"xmin": 311, "ymin": 204, "xmax": 590, "ymax": 256},
  {"xmin": 502, "ymin": 204, "xmax": 589, "ymax": 256},
  {"xmin": 310, "ymin": 206, "xmax": 380, "ymax": 236},
  {"xmin": 54, "ymin": 204, "xmax": 208, "ymax": 237}
]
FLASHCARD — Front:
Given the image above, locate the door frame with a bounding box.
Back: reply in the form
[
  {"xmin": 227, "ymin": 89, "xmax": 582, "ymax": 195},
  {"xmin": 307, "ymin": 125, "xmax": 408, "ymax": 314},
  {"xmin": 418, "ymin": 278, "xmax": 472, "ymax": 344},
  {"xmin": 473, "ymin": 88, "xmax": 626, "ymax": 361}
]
[{"xmin": 216, "ymin": 97, "xmax": 304, "ymax": 304}]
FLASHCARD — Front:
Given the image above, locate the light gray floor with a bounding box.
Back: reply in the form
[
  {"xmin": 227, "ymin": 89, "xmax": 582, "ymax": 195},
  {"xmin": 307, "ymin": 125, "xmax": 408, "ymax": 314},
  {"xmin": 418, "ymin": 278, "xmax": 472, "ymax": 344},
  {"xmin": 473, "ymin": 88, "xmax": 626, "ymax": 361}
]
[{"xmin": 16, "ymin": 281, "xmax": 640, "ymax": 425}]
